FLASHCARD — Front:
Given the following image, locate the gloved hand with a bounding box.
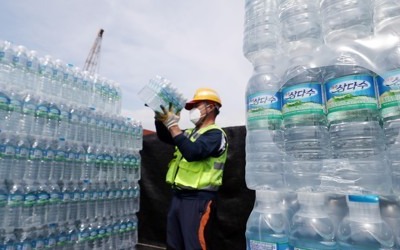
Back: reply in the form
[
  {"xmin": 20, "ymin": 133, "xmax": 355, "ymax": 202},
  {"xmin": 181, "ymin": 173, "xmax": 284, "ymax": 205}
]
[{"xmin": 155, "ymin": 103, "xmax": 180, "ymax": 129}]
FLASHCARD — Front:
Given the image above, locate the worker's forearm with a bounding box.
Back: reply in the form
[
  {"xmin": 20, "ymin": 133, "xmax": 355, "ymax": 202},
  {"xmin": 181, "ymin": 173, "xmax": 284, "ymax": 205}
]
[{"xmin": 169, "ymin": 125, "xmax": 182, "ymax": 138}]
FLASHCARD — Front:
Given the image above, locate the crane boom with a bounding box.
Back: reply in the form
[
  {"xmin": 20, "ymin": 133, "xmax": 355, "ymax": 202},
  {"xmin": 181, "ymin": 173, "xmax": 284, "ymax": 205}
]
[{"xmin": 83, "ymin": 29, "xmax": 104, "ymax": 74}]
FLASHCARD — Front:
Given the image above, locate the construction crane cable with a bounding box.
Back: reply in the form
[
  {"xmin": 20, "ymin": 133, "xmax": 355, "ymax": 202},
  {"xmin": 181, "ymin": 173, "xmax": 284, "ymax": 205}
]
[{"xmin": 83, "ymin": 28, "xmax": 104, "ymax": 74}]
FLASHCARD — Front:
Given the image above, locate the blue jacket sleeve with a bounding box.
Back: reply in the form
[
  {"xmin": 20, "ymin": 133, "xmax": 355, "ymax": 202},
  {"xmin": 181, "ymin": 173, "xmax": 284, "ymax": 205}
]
[{"xmin": 173, "ymin": 129, "xmax": 225, "ymax": 162}]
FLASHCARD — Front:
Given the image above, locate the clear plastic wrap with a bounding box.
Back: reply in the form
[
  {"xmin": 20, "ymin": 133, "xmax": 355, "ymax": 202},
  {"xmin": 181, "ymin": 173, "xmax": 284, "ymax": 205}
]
[{"xmin": 244, "ymin": 0, "xmax": 400, "ymax": 195}]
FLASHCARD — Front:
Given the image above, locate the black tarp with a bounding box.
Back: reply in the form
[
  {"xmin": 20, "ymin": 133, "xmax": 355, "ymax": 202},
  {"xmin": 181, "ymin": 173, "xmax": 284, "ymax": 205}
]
[{"xmin": 138, "ymin": 125, "xmax": 255, "ymax": 249}]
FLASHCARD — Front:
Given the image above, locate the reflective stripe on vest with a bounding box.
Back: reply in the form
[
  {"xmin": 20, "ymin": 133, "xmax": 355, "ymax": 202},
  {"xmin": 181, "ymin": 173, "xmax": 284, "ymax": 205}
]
[{"xmin": 165, "ymin": 124, "xmax": 228, "ymax": 191}]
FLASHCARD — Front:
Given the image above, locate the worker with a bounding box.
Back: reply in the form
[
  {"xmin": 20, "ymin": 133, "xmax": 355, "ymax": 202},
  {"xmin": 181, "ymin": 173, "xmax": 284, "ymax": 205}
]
[{"xmin": 154, "ymin": 87, "xmax": 228, "ymax": 250}]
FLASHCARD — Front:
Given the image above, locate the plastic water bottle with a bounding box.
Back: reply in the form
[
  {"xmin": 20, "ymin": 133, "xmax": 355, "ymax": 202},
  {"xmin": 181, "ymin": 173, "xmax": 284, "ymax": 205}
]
[
  {"xmin": 7, "ymin": 135, "xmax": 29, "ymax": 228},
  {"xmin": 245, "ymin": 65, "xmax": 285, "ymax": 190},
  {"xmin": 243, "ymin": 0, "xmax": 280, "ymax": 64},
  {"xmin": 380, "ymin": 196, "xmax": 400, "ymax": 249},
  {"xmin": 10, "ymin": 45, "xmax": 28, "ymax": 91},
  {"xmin": 0, "ymin": 180, "xmax": 7, "ymax": 229},
  {"xmin": 61, "ymin": 63, "xmax": 74, "ymax": 104},
  {"xmin": 373, "ymin": 1, "xmax": 400, "ymax": 195},
  {"xmin": 15, "ymin": 226, "xmax": 37, "ymax": 250},
  {"xmin": 53, "ymin": 59, "xmax": 66, "ymax": 98},
  {"xmin": 281, "ymin": 69, "xmax": 331, "ymax": 192},
  {"xmin": 81, "ymin": 70, "xmax": 93, "ymax": 108},
  {"xmin": 45, "ymin": 100, "xmax": 61, "ymax": 138},
  {"xmin": 0, "ymin": 132, "xmax": 16, "ymax": 186},
  {"xmin": 337, "ymin": 195, "xmax": 395, "ymax": 249},
  {"xmin": 54, "ymin": 138, "xmax": 66, "ymax": 184},
  {"xmin": 320, "ymin": 0, "xmax": 374, "ymax": 45},
  {"xmin": 320, "ymin": 0, "xmax": 391, "ymax": 194},
  {"xmin": 94, "ymin": 111, "xmax": 105, "ymax": 145},
  {"xmin": 278, "ymin": 0, "xmax": 322, "ymax": 69},
  {"xmin": 20, "ymin": 93, "xmax": 37, "ymax": 136},
  {"xmin": 135, "ymin": 120, "xmax": 143, "ymax": 150},
  {"xmin": 374, "ymin": 0, "xmax": 400, "ymax": 35},
  {"xmin": 38, "ymin": 55, "xmax": 54, "ymax": 96},
  {"xmin": 277, "ymin": 0, "xmax": 330, "ymax": 192},
  {"xmin": 25, "ymin": 50, "xmax": 40, "ymax": 93},
  {"xmin": 5, "ymin": 89, "xmax": 23, "ymax": 135},
  {"xmin": 245, "ymin": 190, "xmax": 291, "ymax": 249},
  {"xmin": 0, "ymin": 89, "xmax": 10, "ymax": 132},
  {"xmin": 243, "ymin": 0, "xmax": 286, "ymax": 190},
  {"xmin": 32, "ymin": 96, "xmax": 49, "ymax": 137},
  {"xmin": 103, "ymin": 115, "xmax": 113, "ymax": 147},
  {"xmin": 77, "ymin": 107, "xmax": 88, "ymax": 143},
  {"xmin": 114, "ymin": 81, "xmax": 122, "ymax": 115},
  {"xmin": 289, "ymin": 192, "xmax": 336, "ymax": 249},
  {"xmin": 0, "ymin": 40, "xmax": 14, "ymax": 89},
  {"xmin": 57, "ymin": 102, "xmax": 70, "ymax": 140}
]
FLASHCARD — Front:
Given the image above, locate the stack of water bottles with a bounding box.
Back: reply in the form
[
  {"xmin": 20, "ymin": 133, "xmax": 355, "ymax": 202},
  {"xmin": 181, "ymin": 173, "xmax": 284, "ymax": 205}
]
[
  {"xmin": 137, "ymin": 75, "xmax": 187, "ymax": 114},
  {"xmin": 0, "ymin": 40, "xmax": 142, "ymax": 249},
  {"xmin": 244, "ymin": 0, "xmax": 400, "ymax": 249}
]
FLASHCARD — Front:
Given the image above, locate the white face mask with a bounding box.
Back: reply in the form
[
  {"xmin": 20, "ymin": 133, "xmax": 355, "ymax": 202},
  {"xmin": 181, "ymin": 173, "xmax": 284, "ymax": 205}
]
[{"xmin": 189, "ymin": 107, "xmax": 203, "ymax": 125}]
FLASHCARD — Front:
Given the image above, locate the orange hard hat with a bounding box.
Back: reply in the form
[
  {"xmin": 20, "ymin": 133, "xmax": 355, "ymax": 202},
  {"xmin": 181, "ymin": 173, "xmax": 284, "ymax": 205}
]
[{"xmin": 185, "ymin": 88, "xmax": 222, "ymax": 110}]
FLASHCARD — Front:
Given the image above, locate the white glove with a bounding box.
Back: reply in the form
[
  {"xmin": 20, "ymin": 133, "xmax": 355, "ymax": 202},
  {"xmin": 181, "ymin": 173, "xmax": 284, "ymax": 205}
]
[{"xmin": 155, "ymin": 103, "xmax": 180, "ymax": 129}]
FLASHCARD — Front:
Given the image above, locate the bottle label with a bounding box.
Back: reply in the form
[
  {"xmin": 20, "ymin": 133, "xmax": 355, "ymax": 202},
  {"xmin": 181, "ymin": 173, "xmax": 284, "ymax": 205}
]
[
  {"xmin": 30, "ymin": 148, "xmax": 43, "ymax": 160},
  {"xmin": 55, "ymin": 150, "xmax": 66, "ymax": 162},
  {"xmin": 22, "ymin": 102, "xmax": 35, "ymax": 116},
  {"xmin": 24, "ymin": 193, "xmax": 37, "ymax": 207},
  {"xmin": 4, "ymin": 145, "xmax": 16, "ymax": 157},
  {"xmin": 43, "ymin": 149, "xmax": 54, "ymax": 161},
  {"xmin": 35, "ymin": 104, "xmax": 48, "ymax": 118},
  {"xmin": 246, "ymin": 91, "xmax": 282, "ymax": 130},
  {"xmin": 325, "ymin": 74, "xmax": 377, "ymax": 116},
  {"xmin": 36, "ymin": 192, "xmax": 49, "ymax": 205},
  {"xmin": 0, "ymin": 194, "xmax": 7, "ymax": 206},
  {"xmin": 0, "ymin": 94, "xmax": 10, "ymax": 111},
  {"xmin": 282, "ymin": 82, "xmax": 325, "ymax": 118},
  {"xmin": 9, "ymin": 98, "xmax": 22, "ymax": 112},
  {"xmin": 377, "ymin": 69, "xmax": 400, "ymax": 119},
  {"xmin": 49, "ymin": 192, "xmax": 61, "ymax": 203},
  {"xmin": 249, "ymin": 240, "xmax": 290, "ymax": 250},
  {"xmin": 48, "ymin": 107, "xmax": 61, "ymax": 121},
  {"xmin": 16, "ymin": 146, "xmax": 29, "ymax": 159},
  {"xmin": 60, "ymin": 110, "xmax": 69, "ymax": 121}
]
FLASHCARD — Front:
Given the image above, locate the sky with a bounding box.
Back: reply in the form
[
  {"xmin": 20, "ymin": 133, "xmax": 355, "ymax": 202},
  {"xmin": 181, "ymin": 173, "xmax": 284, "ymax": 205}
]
[{"xmin": 0, "ymin": 0, "xmax": 252, "ymax": 131}]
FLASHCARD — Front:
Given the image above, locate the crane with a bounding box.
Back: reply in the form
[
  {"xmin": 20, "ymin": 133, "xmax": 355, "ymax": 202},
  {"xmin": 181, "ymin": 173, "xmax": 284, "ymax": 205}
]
[{"xmin": 83, "ymin": 28, "xmax": 104, "ymax": 74}]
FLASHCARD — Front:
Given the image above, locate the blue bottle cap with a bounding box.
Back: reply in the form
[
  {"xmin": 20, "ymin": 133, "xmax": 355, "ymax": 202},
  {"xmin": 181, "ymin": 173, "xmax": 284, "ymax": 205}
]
[{"xmin": 348, "ymin": 195, "xmax": 379, "ymax": 203}]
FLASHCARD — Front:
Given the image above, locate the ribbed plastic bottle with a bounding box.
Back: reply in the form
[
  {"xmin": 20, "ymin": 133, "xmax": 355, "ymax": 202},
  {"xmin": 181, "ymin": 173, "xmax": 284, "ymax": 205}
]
[
  {"xmin": 10, "ymin": 45, "xmax": 28, "ymax": 91},
  {"xmin": 337, "ymin": 195, "xmax": 394, "ymax": 249},
  {"xmin": 245, "ymin": 190, "xmax": 291, "ymax": 249},
  {"xmin": 38, "ymin": 55, "xmax": 54, "ymax": 96},
  {"xmin": 278, "ymin": 0, "xmax": 330, "ymax": 192},
  {"xmin": 20, "ymin": 93, "xmax": 37, "ymax": 136},
  {"xmin": 289, "ymin": 192, "xmax": 336, "ymax": 249},
  {"xmin": 5, "ymin": 89, "xmax": 23, "ymax": 135},
  {"xmin": 25, "ymin": 50, "xmax": 40, "ymax": 93},
  {"xmin": 7, "ymin": 134, "xmax": 29, "ymax": 229},
  {"xmin": 320, "ymin": 0, "xmax": 391, "ymax": 194},
  {"xmin": 380, "ymin": 196, "xmax": 400, "ymax": 249},
  {"xmin": 374, "ymin": 0, "xmax": 400, "ymax": 195},
  {"xmin": 45, "ymin": 100, "xmax": 61, "ymax": 138},
  {"xmin": 244, "ymin": 0, "xmax": 286, "ymax": 190},
  {"xmin": 0, "ymin": 89, "xmax": 10, "ymax": 133},
  {"xmin": 0, "ymin": 40, "xmax": 14, "ymax": 89},
  {"xmin": 32, "ymin": 96, "xmax": 49, "ymax": 137},
  {"xmin": 243, "ymin": 0, "xmax": 280, "ymax": 64}
]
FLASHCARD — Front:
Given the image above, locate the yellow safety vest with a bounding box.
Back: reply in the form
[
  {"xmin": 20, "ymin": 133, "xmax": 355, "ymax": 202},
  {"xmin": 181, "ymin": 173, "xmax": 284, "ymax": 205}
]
[{"xmin": 165, "ymin": 124, "xmax": 228, "ymax": 191}]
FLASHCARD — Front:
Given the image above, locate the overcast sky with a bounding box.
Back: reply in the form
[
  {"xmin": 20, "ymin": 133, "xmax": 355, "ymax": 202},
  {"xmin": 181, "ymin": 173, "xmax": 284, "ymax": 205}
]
[{"xmin": 0, "ymin": 0, "xmax": 252, "ymax": 130}]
